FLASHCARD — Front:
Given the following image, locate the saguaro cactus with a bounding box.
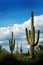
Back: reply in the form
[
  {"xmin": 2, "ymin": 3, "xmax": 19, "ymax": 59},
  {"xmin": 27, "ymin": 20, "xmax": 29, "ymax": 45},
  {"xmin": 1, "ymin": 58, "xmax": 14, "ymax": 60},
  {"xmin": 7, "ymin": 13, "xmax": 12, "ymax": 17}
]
[
  {"xmin": 20, "ymin": 43, "xmax": 22, "ymax": 56},
  {"xmin": 0, "ymin": 44, "xmax": 2, "ymax": 52},
  {"xmin": 25, "ymin": 11, "xmax": 40, "ymax": 58},
  {"xmin": 9, "ymin": 32, "xmax": 15, "ymax": 54},
  {"xmin": 16, "ymin": 43, "xmax": 19, "ymax": 54}
]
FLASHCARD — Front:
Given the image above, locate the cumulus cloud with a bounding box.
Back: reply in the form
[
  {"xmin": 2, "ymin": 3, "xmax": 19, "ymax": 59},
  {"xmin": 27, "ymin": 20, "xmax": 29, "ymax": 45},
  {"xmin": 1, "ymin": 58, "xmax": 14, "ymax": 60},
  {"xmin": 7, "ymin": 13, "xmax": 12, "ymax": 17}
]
[{"xmin": 0, "ymin": 15, "xmax": 43, "ymax": 52}]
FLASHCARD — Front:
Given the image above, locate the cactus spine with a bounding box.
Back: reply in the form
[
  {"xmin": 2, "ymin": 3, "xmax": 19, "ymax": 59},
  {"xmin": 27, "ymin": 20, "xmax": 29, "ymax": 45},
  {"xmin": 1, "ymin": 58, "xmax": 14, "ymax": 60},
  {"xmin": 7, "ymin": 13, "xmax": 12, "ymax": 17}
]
[
  {"xmin": 9, "ymin": 32, "xmax": 15, "ymax": 54},
  {"xmin": 25, "ymin": 11, "xmax": 40, "ymax": 58}
]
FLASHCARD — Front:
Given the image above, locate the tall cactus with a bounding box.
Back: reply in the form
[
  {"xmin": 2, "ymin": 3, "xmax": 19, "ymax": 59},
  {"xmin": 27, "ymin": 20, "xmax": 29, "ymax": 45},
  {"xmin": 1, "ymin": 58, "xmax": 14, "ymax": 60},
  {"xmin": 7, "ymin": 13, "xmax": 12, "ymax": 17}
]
[
  {"xmin": 16, "ymin": 43, "xmax": 19, "ymax": 54},
  {"xmin": 0, "ymin": 44, "xmax": 2, "ymax": 52},
  {"xmin": 25, "ymin": 11, "xmax": 40, "ymax": 58},
  {"xmin": 9, "ymin": 32, "xmax": 15, "ymax": 54}
]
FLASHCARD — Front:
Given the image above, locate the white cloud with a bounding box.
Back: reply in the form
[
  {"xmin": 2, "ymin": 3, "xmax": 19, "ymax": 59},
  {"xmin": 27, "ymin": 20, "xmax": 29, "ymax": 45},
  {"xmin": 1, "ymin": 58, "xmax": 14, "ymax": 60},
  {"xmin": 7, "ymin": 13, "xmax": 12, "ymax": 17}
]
[{"xmin": 0, "ymin": 15, "xmax": 43, "ymax": 52}]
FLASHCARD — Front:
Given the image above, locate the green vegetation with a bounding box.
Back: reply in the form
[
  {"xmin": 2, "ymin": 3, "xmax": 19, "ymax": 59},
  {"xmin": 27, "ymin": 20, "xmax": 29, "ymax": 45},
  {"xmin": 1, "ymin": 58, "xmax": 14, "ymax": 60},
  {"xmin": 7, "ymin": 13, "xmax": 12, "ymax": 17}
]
[
  {"xmin": 0, "ymin": 50, "xmax": 43, "ymax": 65},
  {"xmin": 0, "ymin": 42, "xmax": 43, "ymax": 65}
]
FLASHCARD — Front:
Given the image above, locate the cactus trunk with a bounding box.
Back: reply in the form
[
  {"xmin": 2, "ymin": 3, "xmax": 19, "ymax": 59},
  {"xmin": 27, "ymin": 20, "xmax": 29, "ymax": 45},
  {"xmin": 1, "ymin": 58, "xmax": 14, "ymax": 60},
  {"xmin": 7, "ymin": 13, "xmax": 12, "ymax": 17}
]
[
  {"xmin": 30, "ymin": 45, "xmax": 34, "ymax": 58},
  {"xmin": 30, "ymin": 11, "xmax": 34, "ymax": 58}
]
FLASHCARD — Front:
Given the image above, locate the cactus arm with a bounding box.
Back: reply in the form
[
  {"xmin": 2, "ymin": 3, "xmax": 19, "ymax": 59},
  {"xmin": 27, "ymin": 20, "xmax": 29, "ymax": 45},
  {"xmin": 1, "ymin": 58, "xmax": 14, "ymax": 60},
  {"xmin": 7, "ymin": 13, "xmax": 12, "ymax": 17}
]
[
  {"xmin": 25, "ymin": 28, "xmax": 31, "ymax": 44},
  {"xmin": 25, "ymin": 28, "xmax": 29, "ymax": 43},
  {"xmin": 20, "ymin": 43, "xmax": 22, "ymax": 56},
  {"xmin": 29, "ymin": 30, "xmax": 31, "ymax": 44},
  {"xmin": 9, "ymin": 39, "xmax": 11, "ymax": 46},
  {"xmin": 33, "ymin": 30, "xmax": 40, "ymax": 46},
  {"xmin": 13, "ymin": 40, "xmax": 15, "ymax": 48},
  {"xmin": 33, "ymin": 26, "xmax": 35, "ymax": 44},
  {"xmin": 14, "ymin": 40, "xmax": 15, "ymax": 45},
  {"xmin": 9, "ymin": 39, "xmax": 10, "ymax": 45}
]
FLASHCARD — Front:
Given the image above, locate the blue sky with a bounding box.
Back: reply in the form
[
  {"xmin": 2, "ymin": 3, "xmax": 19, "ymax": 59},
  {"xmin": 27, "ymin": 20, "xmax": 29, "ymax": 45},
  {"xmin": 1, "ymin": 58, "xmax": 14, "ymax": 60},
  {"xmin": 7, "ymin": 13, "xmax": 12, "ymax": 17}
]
[{"xmin": 0, "ymin": 0, "xmax": 43, "ymax": 27}]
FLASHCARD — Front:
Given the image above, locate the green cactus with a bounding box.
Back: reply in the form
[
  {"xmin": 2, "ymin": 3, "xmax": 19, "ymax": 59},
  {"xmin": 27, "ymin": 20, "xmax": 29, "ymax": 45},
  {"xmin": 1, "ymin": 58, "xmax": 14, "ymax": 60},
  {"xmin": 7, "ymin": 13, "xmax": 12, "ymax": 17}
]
[
  {"xmin": 25, "ymin": 11, "xmax": 40, "ymax": 58},
  {"xmin": 20, "ymin": 43, "xmax": 22, "ymax": 56},
  {"xmin": 16, "ymin": 43, "xmax": 19, "ymax": 54},
  {"xmin": 9, "ymin": 32, "xmax": 15, "ymax": 54},
  {"xmin": 28, "ymin": 49, "xmax": 29, "ymax": 56},
  {"xmin": 0, "ymin": 44, "xmax": 2, "ymax": 52}
]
